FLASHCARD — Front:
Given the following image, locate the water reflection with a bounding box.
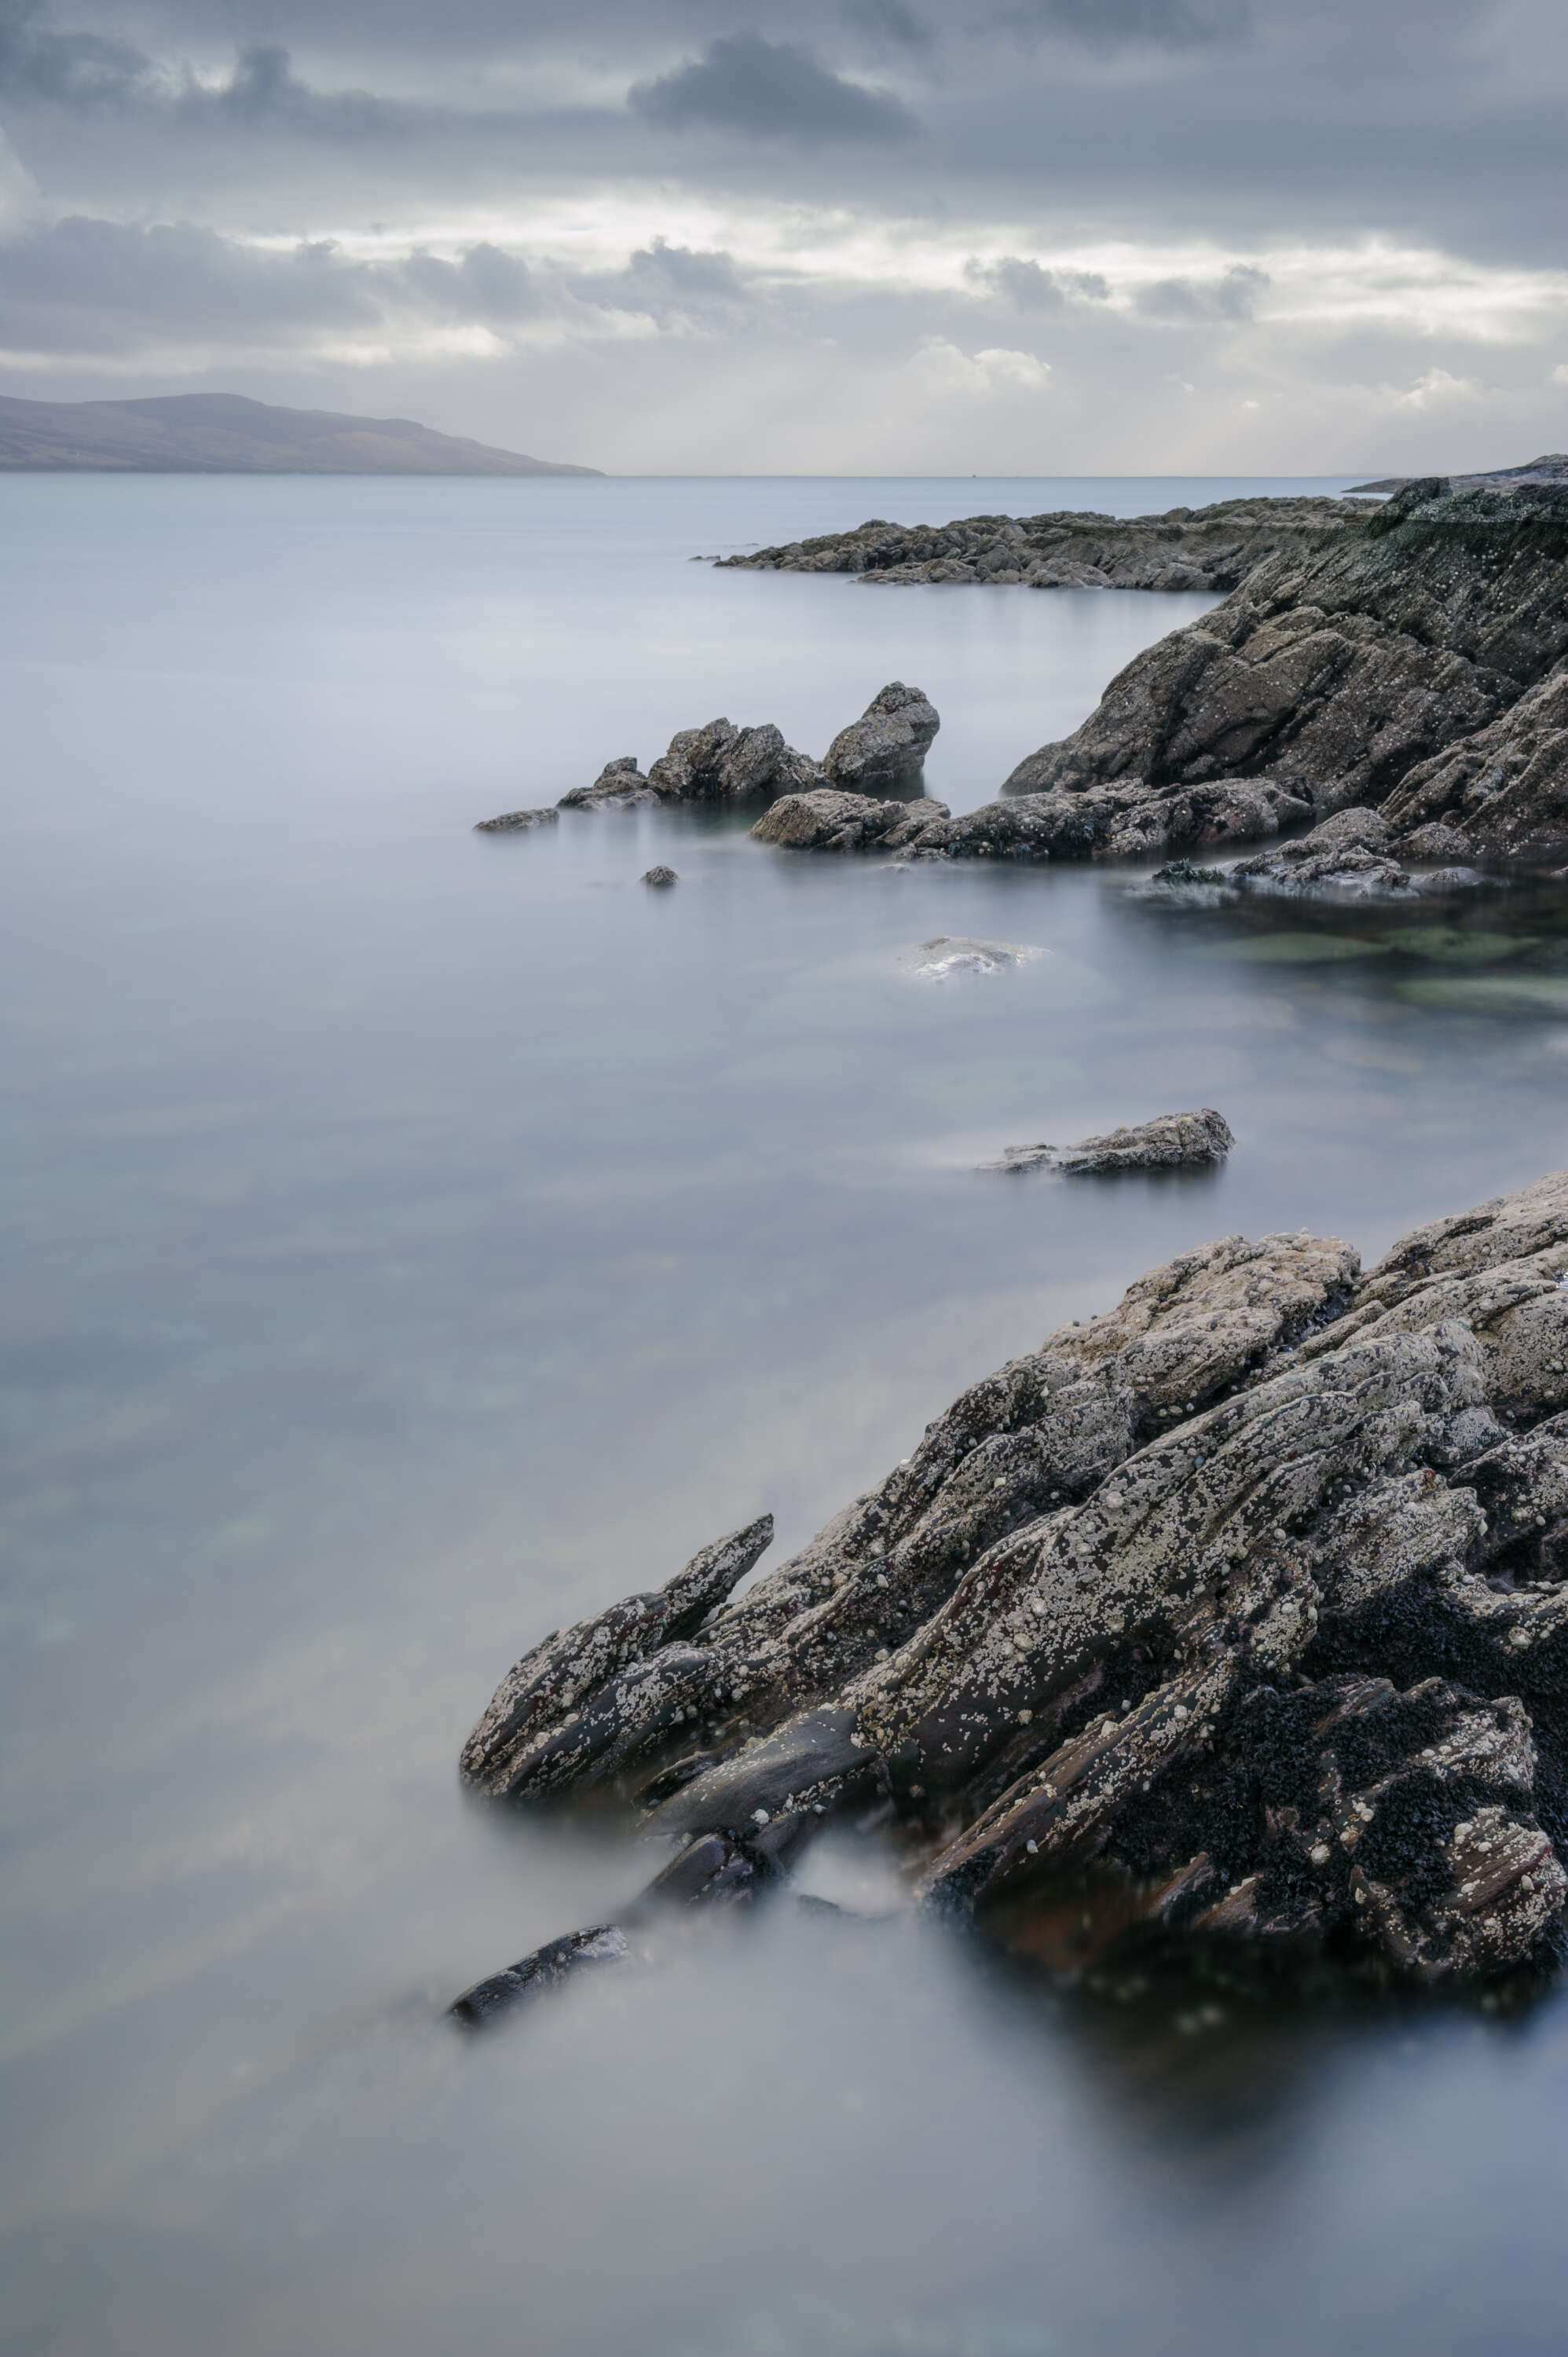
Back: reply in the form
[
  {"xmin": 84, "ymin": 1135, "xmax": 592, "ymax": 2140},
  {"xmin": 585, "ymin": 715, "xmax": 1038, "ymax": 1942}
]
[{"xmin": 3, "ymin": 476, "xmax": 1568, "ymax": 2356}]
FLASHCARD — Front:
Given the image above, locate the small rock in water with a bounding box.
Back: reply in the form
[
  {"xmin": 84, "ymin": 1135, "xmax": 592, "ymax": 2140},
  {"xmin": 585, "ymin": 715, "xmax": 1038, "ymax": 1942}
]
[
  {"xmin": 995, "ymin": 1107, "xmax": 1234, "ymax": 1175},
  {"xmin": 474, "ymin": 806, "xmax": 561, "ymax": 833},
  {"xmin": 642, "ymin": 865, "xmax": 679, "ymax": 887}
]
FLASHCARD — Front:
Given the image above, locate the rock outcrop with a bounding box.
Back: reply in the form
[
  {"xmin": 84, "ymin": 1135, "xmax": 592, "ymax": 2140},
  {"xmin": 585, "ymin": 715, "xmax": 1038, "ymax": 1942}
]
[
  {"xmin": 1223, "ymin": 807, "xmax": 1481, "ymax": 900},
  {"xmin": 474, "ymin": 806, "xmax": 561, "ymax": 832},
  {"xmin": 542, "ymin": 688, "xmax": 942, "ymax": 825},
  {"xmin": 823, "ymin": 682, "xmax": 940, "ymax": 789},
  {"xmin": 454, "ymin": 1168, "xmax": 1568, "ymax": 2018},
  {"xmin": 752, "ymin": 790, "xmax": 948, "ymax": 852},
  {"xmin": 557, "ymin": 757, "xmax": 661, "ymax": 808},
  {"xmin": 718, "ymin": 497, "xmax": 1358, "ymax": 592},
  {"xmin": 991, "ymin": 481, "xmax": 1568, "ymax": 864},
  {"xmin": 645, "ymin": 719, "xmax": 822, "ymax": 805},
  {"xmin": 995, "ymin": 1109, "xmax": 1233, "ymax": 1175}
]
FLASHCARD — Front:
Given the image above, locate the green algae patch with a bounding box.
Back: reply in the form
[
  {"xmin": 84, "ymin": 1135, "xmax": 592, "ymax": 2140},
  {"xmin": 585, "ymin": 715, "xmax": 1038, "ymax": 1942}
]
[
  {"xmin": 1192, "ymin": 933, "xmax": 1390, "ymax": 965},
  {"xmin": 1376, "ymin": 927, "xmax": 1541, "ymax": 965},
  {"xmin": 1395, "ymin": 974, "xmax": 1568, "ymax": 1014}
]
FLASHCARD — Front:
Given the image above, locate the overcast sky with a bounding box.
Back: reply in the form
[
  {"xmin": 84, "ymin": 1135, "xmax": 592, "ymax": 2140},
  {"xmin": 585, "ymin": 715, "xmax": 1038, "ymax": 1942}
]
[{"xmin": 0, "ymin": 0, "xmax": 1563, "ymax": 470}]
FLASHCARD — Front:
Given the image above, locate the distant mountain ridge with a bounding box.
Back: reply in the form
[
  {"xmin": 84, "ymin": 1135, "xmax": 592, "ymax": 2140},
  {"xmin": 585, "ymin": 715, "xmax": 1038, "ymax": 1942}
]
[{"xmin": 0, "ymin": 392, "xmax": 601, "ymax": 475}]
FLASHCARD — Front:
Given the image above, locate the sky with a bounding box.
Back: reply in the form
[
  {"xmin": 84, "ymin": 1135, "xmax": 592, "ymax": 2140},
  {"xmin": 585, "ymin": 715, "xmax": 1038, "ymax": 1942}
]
[{"xmin": 0, "ymin": 0, "xmax": 1564, "ymax": 471}]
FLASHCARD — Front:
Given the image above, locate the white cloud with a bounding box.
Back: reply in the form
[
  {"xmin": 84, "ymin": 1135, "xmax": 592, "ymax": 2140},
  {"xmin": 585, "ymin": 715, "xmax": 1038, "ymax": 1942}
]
[
  {"xmin": 1386, "ymin": 365, "xmax": 1486, "ymax": 411},
  {"xmin": 911, "ymin": 337, "xmax": 1051, "ymax": 394}
]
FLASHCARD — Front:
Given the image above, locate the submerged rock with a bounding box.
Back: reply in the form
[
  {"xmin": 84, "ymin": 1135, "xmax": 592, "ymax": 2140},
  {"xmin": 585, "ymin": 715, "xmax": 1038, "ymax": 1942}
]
[
  {"xmin": 996, "ymin": 1109, "xmax": 1234, "ymax": 1175},
  {"xmin": 823, "ymin": 682, "xmax": 940, "ymax": 791},
  {"xmin": 557, "ymin": 757, "xmax": 660, "ymax": 809},
  {"xmin": 474, "ymin": 806, "xmax": 561, "ymax": 832},
  {"xmin": 642, "ymin": 865, "xmax": 679, "ymax": 886},
  {"xmin": 908, "ymin": 937, "xmax": 1035, "ymax": 978},
  {"xmin": 456, "ymin": 1168, "xmax": 1568, "ymax": 2015}
]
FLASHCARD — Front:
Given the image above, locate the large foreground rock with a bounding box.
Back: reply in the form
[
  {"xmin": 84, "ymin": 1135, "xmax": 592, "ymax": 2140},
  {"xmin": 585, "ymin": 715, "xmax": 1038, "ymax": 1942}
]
[
  {"xmin": 991, "ymin": 480, "xmax": 1568, "ymax": 863},
  {"xmin": 455, "ymin": 1169, "xmax": 1568, "ymax": 2014}
]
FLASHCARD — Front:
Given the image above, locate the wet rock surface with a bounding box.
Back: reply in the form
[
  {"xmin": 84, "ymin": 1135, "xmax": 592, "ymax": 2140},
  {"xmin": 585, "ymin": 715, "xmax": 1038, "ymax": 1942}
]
[
  {"xmin": 752, "ymin": 789, "xmax": 948, "ymax": 852},
  {"xmin": 823, "ymin": 681, "xmax": 940, "ymax": 790},
  {"xmin": 474, "ymin": 805, "xmax": 561, "ymax": 832},
  {"xmin": 1225, "ymin": 808, "xmax": 1482, "ymax": 901},
  {"xmin": 557, "ymin": 757, "xmax": 661, "ymax": 808},
  {"xmin": 717, "ymin": 497, "xmax": 1358, "ymax": 592},
  {"xmin": 995, "ymin": 481, "xmax": 1568, "ymax": 865},
  {"xmin": 641, "ymin": 864, "xmax": 679, "ymax": 886},
  {"xmin": 456, "ymin": 1169, "xmax": 1568, "ymax": 2019},
  {"xmin": 996, "ymin": 1109, "xmax": 1234, "ymax": 1175}
]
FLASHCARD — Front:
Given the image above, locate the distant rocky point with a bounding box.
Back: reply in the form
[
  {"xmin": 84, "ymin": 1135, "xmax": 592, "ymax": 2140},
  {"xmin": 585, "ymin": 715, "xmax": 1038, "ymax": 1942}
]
[
  {"xmin": 718, "ymin": 496, "xmax": 1355, "ymax": 592},
  {"xmin": 1348, "ymin": 455, "xmax": 1568, "ymax": 496},
  {"xmin": 0, "ymin": 391, "xmax": 601, "ymax": 475}
]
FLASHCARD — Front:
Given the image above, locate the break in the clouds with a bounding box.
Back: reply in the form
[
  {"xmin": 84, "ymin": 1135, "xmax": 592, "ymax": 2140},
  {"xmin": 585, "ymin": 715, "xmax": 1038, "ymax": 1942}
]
[{"xmin": 0, "ymin": 0, "xmax": 1565, "ymax": 469}]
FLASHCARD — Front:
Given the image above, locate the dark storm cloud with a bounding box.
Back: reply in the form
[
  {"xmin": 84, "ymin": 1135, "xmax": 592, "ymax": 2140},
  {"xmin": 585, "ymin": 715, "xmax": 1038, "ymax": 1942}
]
[
  {"xmin": 629, "ymin": 32, "xmax": 918, "ymax": 141},
  {"xmin": 584, "ymin": 237, "xmax": 752, "ymax": 325},
  {"xmin": 0, "ymin": 212, "xmax": 547, "ymax": 352},
  {"xmin": 841, "ymin": 0, "xmax": 933, "ymax": 50},
  {"xmin": 0, "ymin": 0, "xmax": 151, "ymax": 105},
  {"xmin": 1135, "ymin": 264, "xmax": 1269, "ymax": 321},
  {"xmin": 1003, "ymin": 0, "xmax": 1248, "ymax": 44},
  {"xmin": 177, "ymin": 42, "xmax": 396, "ymax": 135},
  {"xmin": 965, "ymin": 256, "xmax": 1111, "ymax": 307}
]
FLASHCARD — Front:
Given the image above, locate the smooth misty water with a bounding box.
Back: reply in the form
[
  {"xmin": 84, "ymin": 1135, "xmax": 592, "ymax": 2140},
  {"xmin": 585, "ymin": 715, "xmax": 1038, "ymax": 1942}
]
[{"xmin": 5, "ymin": 474, "xmax": 1568, "ymax": 2357}]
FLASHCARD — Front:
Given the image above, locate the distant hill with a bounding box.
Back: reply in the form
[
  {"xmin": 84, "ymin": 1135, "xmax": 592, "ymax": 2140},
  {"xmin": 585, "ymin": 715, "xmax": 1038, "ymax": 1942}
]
[
  {"xmin": 1347, "ymin": 453, "xmax": 1568, "ymax": 494},
  {"xmin": 0, "ymin": 392, "xmax": 602, "ymax": 475}
]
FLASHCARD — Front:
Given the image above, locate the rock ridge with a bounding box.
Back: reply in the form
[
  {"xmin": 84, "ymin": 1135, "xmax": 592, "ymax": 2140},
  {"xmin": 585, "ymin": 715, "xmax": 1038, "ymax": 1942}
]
[
  {"xmin": 453, "ymin": 1166, "xmax": 1568, "ymax": 2020},
  {"xmin": 718, "ymin": 497, "xmax": 1358, "ymax": 592}
]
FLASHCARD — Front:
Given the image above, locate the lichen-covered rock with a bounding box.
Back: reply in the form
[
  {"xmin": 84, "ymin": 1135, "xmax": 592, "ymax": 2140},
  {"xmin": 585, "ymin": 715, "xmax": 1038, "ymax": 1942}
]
[
  {"xmin": 887, "ymin": 779, "xmax": 1313, "ymax": 867},
  {"xmin": 645, "ymin": 719, "xmax": 822, "ymax": 804},
  {"xmin": 455, "ymin": 1171, "xmax": 1568, "ymax": 2016},
  {"xmin": 990, "ymin": 482, "xmax": 1568, "ymax": 863},
  {"xmin": 1380, "ymin": 658, "xmax": 1568, "ymax": 858},
  {"xmin": 996, "ymin": 1109, "xmax": 1233, "ymax": 1175},
  {"xmin": 752, "ymin": 789, "xmax": 948, "ymax": 851},
  {"xmin": 822, "ymin": 683, "xmax": 940, "ymax": 791}
]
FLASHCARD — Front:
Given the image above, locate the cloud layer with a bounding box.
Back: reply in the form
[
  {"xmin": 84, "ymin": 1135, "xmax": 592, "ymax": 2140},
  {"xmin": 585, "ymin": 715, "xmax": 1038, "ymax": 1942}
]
[{"xmin": 0, "ymin": 0, "xmax": 1563, "ymax": 469}]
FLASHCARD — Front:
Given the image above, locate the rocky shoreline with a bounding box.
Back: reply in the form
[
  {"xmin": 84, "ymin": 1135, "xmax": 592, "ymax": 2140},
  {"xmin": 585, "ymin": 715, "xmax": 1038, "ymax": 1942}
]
[
  {"xmin": 479, "ymin": 479, "xmax": 1568, "ymax": 892},
  {"xmin": 454, "ymin": 1166, "xmax": 1568, "ymax": 2021},
  {"xmin": 716, "ymin": 496, "xmax": 1359, "ymax": 592}
]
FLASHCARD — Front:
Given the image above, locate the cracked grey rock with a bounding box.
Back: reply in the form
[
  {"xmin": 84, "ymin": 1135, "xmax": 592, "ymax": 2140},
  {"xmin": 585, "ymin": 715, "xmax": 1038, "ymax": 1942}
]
[{"xmin": 457, "ymin": 1171, "xmax": 1568, "ymax": 2014}]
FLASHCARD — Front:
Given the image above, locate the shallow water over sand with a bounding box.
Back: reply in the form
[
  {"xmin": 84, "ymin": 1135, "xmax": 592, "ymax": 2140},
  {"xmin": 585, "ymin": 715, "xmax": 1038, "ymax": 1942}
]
[{"xmin": 4, "ymin": 475, "xmax": 1568, "ymax": 2356}]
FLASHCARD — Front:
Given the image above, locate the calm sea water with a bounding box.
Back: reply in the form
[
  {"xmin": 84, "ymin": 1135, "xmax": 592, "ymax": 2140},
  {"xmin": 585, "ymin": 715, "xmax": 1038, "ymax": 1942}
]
[{"xmin": 4, "ymin": 475, "xmax": 1568, "ymax": 2357}]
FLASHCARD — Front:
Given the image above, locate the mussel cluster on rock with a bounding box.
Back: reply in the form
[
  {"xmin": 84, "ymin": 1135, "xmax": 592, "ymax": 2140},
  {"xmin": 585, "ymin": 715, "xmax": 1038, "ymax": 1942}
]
[{"xmin": 453, "ymin": 1168, "xmax": 1568, "ymax": 2023}]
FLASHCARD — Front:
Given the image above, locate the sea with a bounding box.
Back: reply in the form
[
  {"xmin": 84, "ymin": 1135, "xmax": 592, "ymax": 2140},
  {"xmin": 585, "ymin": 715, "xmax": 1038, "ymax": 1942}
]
[{"xmin": 4, "ymin": 473, "xmax": 1568, "ymax": 2357}]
